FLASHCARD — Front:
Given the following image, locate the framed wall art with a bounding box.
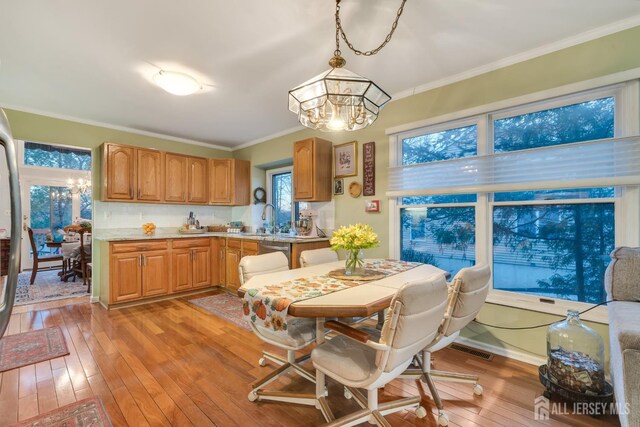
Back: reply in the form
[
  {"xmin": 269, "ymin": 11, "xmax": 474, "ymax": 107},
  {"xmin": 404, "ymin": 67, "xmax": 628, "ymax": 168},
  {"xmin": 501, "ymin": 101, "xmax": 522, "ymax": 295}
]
[
  {"xmin": 333, "ymin": 178, "xmax": 344, "ymax": 195},
  {"xmin": 365, "ymin": 200, "xmax": 380, "ymax": 213},
  {"xmin": 334, "ymin": 141, "xmax": 357, "ymax": 178},
  {"xmin": 362, "ymin": 141, "xmax": 375, "ymax": 196}
]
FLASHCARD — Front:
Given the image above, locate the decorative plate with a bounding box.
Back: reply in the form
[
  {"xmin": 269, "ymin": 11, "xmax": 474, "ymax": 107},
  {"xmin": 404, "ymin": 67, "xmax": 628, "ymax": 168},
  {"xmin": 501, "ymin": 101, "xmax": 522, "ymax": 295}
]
[
  {"xmin": 328, "ymin": 269, "xmax": 386, "ymax": 281},
  {"xmin": 349, "ymin": 182, "xmax": 362, "ymax": 198}
]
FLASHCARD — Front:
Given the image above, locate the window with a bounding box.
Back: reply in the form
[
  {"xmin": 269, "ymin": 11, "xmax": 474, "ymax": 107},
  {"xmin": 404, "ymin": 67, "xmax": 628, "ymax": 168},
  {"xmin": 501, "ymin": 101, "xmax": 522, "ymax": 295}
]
[
  {"xmin": 24, "ymin": 142, "xmax": 91, "ymax": 170},
  {"xmin": 391, "ymin": 83, "xmax": 638, "ymax": 317},
  {"xmin": 267, "ymin": 167, "xmax": 298, "ymax": 232}
]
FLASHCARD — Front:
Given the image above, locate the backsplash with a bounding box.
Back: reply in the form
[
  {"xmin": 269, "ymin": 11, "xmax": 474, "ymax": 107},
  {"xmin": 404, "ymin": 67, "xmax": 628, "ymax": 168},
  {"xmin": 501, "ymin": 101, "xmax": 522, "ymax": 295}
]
[
  {"xmin": 231, "ymin": 200, "xmax": 336, "ymax": 234},
  {"xmin": 93, "ymin": 201, "xmax": 232, "ymax": 229}
]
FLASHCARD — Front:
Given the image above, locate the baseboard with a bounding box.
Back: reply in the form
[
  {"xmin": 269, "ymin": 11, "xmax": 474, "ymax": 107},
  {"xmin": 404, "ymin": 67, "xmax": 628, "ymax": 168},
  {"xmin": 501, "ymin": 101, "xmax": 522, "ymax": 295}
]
[
  {"xmin": 90, "ymin": 295, "xmax": 99, "ymax": 304},
  {"xmin": 455, "ymin": 336, "xmax": 546, "ymax": 366}
]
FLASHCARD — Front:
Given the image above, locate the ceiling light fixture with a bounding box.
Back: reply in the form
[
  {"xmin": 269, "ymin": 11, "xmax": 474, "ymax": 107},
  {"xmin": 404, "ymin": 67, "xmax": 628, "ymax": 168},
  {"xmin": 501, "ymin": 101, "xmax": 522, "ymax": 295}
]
[
  {"xmin": 288, "ymin": 0, "xmax": 406, "ymax": 132},
  {"xmin": 153, "ymin": 70, "xmax": 202, "ymax": 96}
]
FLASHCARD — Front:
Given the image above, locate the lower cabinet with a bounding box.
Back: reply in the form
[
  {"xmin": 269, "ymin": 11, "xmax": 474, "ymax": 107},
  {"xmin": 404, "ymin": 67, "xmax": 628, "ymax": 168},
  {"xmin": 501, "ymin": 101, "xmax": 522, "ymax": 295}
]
[
  {"xmin": 107, "ymin": 238, "xmax": 216, "ymax": 307},
  {"xmin": 225, "ymin": 239, "xmax": 259, "ymax": 291}
]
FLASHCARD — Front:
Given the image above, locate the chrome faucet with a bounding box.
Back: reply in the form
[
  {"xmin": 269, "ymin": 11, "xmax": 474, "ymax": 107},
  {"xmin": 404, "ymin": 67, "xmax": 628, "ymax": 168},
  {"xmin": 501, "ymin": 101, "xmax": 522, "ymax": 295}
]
[{"xmin": 261, "ymin": 203, "xmax": 276, "ymax": 233}]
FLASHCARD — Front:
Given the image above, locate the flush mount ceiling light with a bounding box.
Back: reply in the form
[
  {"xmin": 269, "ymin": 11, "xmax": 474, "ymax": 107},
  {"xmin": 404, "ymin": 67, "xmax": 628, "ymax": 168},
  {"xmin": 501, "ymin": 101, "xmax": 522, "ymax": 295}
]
[
  {"xmin": 153, "ymin": 70, "xmax": 202, "ymax": 96},
  {"xmin": 288, "ymin": 0, "xmax": 406, "ymax": 132}
]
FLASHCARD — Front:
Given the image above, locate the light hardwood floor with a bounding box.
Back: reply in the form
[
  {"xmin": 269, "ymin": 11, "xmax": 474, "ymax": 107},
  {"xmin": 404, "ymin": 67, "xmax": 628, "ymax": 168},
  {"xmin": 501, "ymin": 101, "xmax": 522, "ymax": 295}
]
[{"xmin": 0, "ymin": 290, "xmax": 620, "ymax": 426}]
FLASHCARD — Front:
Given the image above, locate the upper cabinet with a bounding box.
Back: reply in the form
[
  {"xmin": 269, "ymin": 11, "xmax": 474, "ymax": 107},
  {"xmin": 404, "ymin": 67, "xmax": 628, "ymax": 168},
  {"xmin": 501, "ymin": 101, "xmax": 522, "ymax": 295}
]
[
  {"xmin": 188, "ymin": 157, "xmax": 208, "ymax": 204},
  {"xmin": 164, "ymin": 153, "xmax": 188, "ymax": 203},
  {"xmin": 137, "ymin": 149, "xmax": 163, "ymax": 202},
  {"xmin": 293, "ymin": 137, "xmax": 332, "ymax": 202},
  {"xmin": 101, "ymin": 142, "xmax": 250, "ymax": 206},
  {"xmin": 209, "ymin": 159, "xmax": 250, "ymax": 206},
  {"xmin": 103, "ymin": 143, "xmax": 136, "ymax": 201}
]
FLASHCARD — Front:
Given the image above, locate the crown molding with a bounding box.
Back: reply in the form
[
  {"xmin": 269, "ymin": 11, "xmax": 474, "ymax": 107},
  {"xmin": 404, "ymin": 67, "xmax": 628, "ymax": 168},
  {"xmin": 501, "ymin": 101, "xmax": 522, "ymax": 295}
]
[
  {"xmin": 0, "ymin": 103, "xmax": 233, "ymax": 151},
  {"xmin": 232, "ymin": 124, "xmax": 305, "ymax": 151},
  {"xmin": 391, "ymin": 15, "xmax": 640, "ymax": 101}
]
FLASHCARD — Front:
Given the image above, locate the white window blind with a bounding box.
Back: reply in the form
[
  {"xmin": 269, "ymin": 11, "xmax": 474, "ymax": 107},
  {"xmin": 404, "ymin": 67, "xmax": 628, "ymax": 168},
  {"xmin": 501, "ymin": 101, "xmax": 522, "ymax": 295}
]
[{"xmin": 387, "ymin": 136, "xmax": 640, "ymax": 197}]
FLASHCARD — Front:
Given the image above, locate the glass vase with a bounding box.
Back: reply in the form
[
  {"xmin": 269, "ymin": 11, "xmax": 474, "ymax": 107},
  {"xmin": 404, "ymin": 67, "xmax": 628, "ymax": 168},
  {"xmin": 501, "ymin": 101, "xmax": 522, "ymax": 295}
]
[
  {"xmin": 345, "ymin": 249, "xmax": 364, "ymax": 276},
  {"xmin": 547, "ymin": 309, "xmax": 605, "ymax": 395}
]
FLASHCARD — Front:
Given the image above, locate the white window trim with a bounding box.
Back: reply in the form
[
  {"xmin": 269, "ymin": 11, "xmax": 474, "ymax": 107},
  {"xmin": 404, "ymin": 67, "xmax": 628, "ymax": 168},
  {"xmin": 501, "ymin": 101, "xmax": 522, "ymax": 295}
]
[
  {"xmin": 266, "ymin": 166, "xmax": 296, "ymax": 226},
  {"xmin": 389, "ymin": 80, "xmax": 640, "ymax": 324}
]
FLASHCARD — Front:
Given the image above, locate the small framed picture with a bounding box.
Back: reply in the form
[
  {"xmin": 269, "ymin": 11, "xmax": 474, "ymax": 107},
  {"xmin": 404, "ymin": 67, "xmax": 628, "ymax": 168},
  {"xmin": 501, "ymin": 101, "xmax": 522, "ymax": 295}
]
[
  {"xmin": 333, "ymin": 178, "xmax": 344, "ymax": 195},
  {"xmin": 365, "ymin": 200, "xmax": 380, "ymax": 213},
  {"xmin": 334, "ymin": 141, "xmax": 357, "ymax": 178}
]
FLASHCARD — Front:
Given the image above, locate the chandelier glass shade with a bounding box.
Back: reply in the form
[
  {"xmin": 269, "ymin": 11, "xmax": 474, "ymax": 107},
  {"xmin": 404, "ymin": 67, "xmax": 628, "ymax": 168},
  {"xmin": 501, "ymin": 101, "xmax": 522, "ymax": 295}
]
[
  {"xmin": 288, "ymin": 67, "xmax": 391, "ymax": 132},
  {"xmin": 67, "ymin": 177, "xmax": 91, "ymax": 195}
]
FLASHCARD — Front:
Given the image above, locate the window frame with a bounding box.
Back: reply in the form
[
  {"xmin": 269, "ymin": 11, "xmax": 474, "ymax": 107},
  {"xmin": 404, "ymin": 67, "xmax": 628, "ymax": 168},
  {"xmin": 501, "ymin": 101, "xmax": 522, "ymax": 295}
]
[
  {"xmin": 389, "ymin": 81, "xmax": 640, "ymax": 323},
  {"xmin": 266, "ymin": 166, "xmax": 298, "ymax": 227}
]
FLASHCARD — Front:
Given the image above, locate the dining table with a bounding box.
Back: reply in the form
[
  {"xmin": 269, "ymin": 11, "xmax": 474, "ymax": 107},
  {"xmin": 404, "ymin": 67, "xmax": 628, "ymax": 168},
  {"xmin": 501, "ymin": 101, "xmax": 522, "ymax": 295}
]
[{"xmin": 238, "ymin": 259, "xmax": 447, "ymax": 421}]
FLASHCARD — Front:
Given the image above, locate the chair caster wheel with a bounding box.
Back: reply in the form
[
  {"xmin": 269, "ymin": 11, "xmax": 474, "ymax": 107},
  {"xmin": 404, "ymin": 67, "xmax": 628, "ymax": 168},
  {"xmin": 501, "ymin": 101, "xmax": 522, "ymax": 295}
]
[
  {"xmin": 415, "ymin": 406, "xmax": 427, "ymax": 419},
  {"xmin": 258, "ymin": 357, "xmax": 267, "ymax": 367},
  {"xmin": 344, "ymin": 388, "xmax": 353, "ymax": 399},
  {"xmin": 473, "ymin": 383, "xmax": 483, "ymax": 396},
  {"xmin": 248, "ymin": 391, "xmax": 258, "ymax": 402},
  {"xmin": 438, "ymin": 412, "xmax": 449, "ymax": 426}
]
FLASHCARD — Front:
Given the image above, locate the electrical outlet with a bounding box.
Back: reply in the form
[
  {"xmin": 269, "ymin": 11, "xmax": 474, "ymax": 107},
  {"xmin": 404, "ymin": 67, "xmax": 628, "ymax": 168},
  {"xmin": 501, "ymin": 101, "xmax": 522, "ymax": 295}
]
[
  {"xmin": 4, "ymin": 209, "xmax": 10, "ymax": 216},
  {"xmin": 139, "ymin": 212, "xmax": 143, "ymax": 220},
  {"xmin": 104, "ymin": 211, "xmax": 112, "ymax": 219}
]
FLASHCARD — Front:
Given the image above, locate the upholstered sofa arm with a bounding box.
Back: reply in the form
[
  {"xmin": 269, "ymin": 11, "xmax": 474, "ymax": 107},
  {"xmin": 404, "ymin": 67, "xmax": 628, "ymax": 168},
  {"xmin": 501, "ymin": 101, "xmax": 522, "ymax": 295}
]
[{"xmin": 605, "ymin": 247, "xmax": 640, "ymax": 302}]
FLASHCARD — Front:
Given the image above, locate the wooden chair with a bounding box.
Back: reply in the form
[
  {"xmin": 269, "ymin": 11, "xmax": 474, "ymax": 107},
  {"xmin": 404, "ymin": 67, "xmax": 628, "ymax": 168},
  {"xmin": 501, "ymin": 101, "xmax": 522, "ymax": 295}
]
[
  {"xmin": 27, "ymin": 227, "xmax": 63, "ymax": 285},
  {"xmin": 71, "ymin": 228, "xmax": 92, "ymax": 288}
]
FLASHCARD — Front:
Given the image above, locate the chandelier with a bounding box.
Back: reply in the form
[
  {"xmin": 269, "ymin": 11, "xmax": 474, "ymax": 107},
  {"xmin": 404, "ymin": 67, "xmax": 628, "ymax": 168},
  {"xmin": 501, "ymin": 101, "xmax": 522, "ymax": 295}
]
[
  {"xmin": 288, "ymin": 0, "xmax": 406, "ymax": 132},
  {"xmin": 67, "ymin": 177, "xmax": 92, "ymax": 195}
]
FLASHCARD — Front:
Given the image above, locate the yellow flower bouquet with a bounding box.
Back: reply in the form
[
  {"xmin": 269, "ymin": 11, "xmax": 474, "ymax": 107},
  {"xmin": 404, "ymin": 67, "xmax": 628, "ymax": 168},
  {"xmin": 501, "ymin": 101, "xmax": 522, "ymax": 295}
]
[{"xmin": 330, "ymin": 224, "xmax": 380, "ymax": 275}]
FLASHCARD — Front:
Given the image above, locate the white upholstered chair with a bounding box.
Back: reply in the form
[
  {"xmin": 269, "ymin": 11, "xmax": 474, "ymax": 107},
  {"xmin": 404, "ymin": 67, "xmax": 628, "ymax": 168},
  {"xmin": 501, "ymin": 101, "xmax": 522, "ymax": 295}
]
[
  {"xmin": 239, "ymin": 252, "xmax": 318, "ymax": 406},
  {"xmin": 402, "ymin": 264, "xmax": 491, "ymax": 426},
  {"xmin": 311, "ymin": 274, "xmax": 449, "ymax": 426},
  {"xmin": 299, "ymin": 247, "xmax": 338, "ymax": 267}
]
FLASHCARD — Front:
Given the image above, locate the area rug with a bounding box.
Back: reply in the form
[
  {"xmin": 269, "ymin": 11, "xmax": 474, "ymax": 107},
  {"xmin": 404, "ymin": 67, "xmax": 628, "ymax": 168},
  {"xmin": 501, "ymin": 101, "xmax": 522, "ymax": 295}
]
[
  {"xmin": 12, "ymin": 397, "xmax": 112, "ymax": 427},
  {"xmin": 189, "ymin": 293, "xmax": 251, "ymax": 331},
  {"xmin": 15, "ymin": 269, "xmax": 88, "ymax": 306},
  {"xmin": 0, "ymin": 327, "xmax": 70, "ymax": 373}
]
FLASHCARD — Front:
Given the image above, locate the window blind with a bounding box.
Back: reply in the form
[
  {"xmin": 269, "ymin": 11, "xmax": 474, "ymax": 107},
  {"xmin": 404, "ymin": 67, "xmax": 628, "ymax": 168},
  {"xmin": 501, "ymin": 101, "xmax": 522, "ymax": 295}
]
[{"xmin": 387, "ymin": 136, "xmax": 640, "ymax": 197}]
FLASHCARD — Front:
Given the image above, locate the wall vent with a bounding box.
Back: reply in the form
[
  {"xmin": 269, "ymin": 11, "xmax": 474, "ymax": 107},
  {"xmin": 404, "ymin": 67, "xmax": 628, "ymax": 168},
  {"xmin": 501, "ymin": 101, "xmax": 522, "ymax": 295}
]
[{"xmin": 450, "ymin": 343, "xmax": 494, "ymax": 361}]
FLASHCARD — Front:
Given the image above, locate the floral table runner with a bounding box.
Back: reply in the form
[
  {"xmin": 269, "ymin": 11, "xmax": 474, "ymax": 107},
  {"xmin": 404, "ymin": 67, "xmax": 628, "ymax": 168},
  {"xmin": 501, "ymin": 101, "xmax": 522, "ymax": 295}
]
[{"xmin": 242, "ymin": 259, "xmax": 421, "ymax": 333}]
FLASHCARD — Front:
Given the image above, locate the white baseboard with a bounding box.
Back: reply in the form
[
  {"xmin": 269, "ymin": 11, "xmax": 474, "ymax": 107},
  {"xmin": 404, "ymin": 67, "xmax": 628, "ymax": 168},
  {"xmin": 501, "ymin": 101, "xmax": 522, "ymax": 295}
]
[
  {"xmin": 90, "ymin": 295, "xmax": 99, "ymax": 304},
  {"xmin": 455, "ymin": 336, "xmax": 546, "ymax": 366}
]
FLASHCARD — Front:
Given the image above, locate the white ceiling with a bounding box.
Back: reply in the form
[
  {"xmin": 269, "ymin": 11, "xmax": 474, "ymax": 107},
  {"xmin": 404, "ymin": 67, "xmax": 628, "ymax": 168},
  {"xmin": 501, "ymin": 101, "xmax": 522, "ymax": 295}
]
[{"xmin": 1, "ymin": 1, "xmax": 640, "ymax": 149}]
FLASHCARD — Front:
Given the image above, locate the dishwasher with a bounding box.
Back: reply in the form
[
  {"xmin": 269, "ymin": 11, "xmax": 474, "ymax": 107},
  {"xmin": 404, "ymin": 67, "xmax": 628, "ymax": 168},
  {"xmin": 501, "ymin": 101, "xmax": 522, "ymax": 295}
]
[{"xmin": 258, "ymin": 240, "xmax": 292, "ymax": 268}]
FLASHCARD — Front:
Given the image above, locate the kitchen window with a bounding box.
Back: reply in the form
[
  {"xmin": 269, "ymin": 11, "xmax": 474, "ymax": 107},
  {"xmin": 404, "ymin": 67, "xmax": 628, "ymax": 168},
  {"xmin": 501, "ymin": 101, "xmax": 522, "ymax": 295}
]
[
  {"xmin": 389, "ymin": 82, "xmax": 640, "ymax": 319},
  {"xmin": 266, "ymin": 166, "xmax": 298, "ymax": 231}
]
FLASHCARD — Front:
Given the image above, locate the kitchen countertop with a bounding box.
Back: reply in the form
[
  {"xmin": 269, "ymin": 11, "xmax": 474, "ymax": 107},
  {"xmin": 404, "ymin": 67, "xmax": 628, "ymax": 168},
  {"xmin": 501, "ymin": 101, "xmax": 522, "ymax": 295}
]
[{"xmin": 93, "ymin": 228, "xmax": 330, "ymax": 243}]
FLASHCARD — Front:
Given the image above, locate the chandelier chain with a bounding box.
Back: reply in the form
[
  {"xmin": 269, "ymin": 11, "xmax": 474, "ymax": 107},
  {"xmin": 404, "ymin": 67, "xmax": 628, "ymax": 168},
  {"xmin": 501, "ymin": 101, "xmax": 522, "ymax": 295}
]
[{"xmin": 335, "ymin": 0, "xmax": 407, "ymax": 57}]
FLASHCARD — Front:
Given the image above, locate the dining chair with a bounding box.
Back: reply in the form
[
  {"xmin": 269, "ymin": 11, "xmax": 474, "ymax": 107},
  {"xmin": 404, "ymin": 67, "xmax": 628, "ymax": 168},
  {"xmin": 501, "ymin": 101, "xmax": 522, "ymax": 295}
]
[
  {"xmin": 311, "ymin": 274, "xmax": 448, "ymax": 426},
  {"xmin": 71, "ymin": 228, "xmax": 92, "ymax": 288},
  {"xmin": 299, "ymin": 247, "xmax": 338, "ymax": 267},
  {"xmin": 401, "ymin": 264, "xmax": 491, "ymax": 426},
  {"xmin": 27, "ymin": 227, "xmax": 63, "ymax": 284},
  {"xmin": 240, "ymin": 252, "xmax": 319, "ymax": 406}
]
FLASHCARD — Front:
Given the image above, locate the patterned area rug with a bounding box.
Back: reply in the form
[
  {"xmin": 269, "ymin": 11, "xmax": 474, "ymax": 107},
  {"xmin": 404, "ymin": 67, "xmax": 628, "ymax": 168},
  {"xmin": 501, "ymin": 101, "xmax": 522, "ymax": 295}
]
[
  {"xmin": 13, "ymin": 397, "xmax": 112, "ymax": 427},
  {"xmin": 189, "ymin": 293, "xmax": 251, "ymax": 331},
  {"xmin": 0, "ymin": 327, "xmax": 70, "ymax": 373},
  {"xmin": 15, "ymin": 269, "xmax": 88, "ymax": 306}
]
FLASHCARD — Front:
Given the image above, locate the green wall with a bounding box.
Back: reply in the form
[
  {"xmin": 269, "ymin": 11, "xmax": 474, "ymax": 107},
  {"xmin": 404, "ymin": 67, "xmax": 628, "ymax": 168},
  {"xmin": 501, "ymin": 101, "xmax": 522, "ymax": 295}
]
[{"xmin": 233, "ymin": 26, "xmax": 640, "ymax": 360}]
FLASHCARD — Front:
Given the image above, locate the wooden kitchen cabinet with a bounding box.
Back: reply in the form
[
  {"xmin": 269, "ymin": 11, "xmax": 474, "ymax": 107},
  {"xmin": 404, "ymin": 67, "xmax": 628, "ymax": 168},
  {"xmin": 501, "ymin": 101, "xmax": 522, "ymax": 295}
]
[
  {"xmin": 171, "ymin": 239, "xmax": 212, "ymax": 292},
  {"xmin": 141, "ymin": 250, "xmax": 170, "ymax": 297},
  {"xmin": 225, "ymin": 247, "xmax": 241, "ymax": 290},
  {"xmin": 103, "ymin": 143, "xmax": 136, "ymax": 201},
  {"xmin": 188, "ymin": 157, "xmax": 208, "ymax": 204},
  {"xmin": 165, "ymin": 153, "xmax": 188, "ymax": 203},
  {"xmin": 111, "ymin": 252, "xmax": 142, "ymax": 302},
  {"xmin": 293, "ymin": 138, "xmax": 332, "ymax": 202},
  {"xmin": 137, "ymin": 148, "xmax": 163, "ymax": 201},
  {"xmin": 209, "ymin": 159, "xmax": 250, "ymax": 206}
]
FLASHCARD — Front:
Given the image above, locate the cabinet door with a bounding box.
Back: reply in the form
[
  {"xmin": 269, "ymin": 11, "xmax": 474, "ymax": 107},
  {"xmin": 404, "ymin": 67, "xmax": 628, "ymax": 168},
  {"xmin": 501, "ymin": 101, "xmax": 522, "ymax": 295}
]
[
  {"xmin": 210, "ymin": 159, "xmax": 232, "ymax": 204},
  {"xmin": 218, "ymin": 245, "xmax": 226, "ymax": 285},
  {"xmin": 165, "ymin": 154, "xmax": 188, "ymax": 202},
  {"xmin": 192, "ymin": 247, "xmax": 211, "ymax": 288},
  {"xmin": 111, "ymin": 253, "xmax": 141, "ymax": 303},
  {"xmin": 105, "ymin": 144, "xmax": 135, "ymax": 200},
  {"xmin": 137, "ymin": 149, "xmax": 163, "ymax": 201},
  {"xmin": 293, "ymin": 139, "xmax": 314, "ymax": 200},
  {"xmin": 225, "ymin": 248, "xmax": 241, "ymax": 290},
  {"xmin": 172, "ymin": 249, "xmax": 192, "ymax": 292},
  {"xmin": 188, "ymin": 157, "xmax": 208, "ymax": 204},
  {"xmin": 142, "ymin": 250, "xmax": 170, "ymax": 296}
]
